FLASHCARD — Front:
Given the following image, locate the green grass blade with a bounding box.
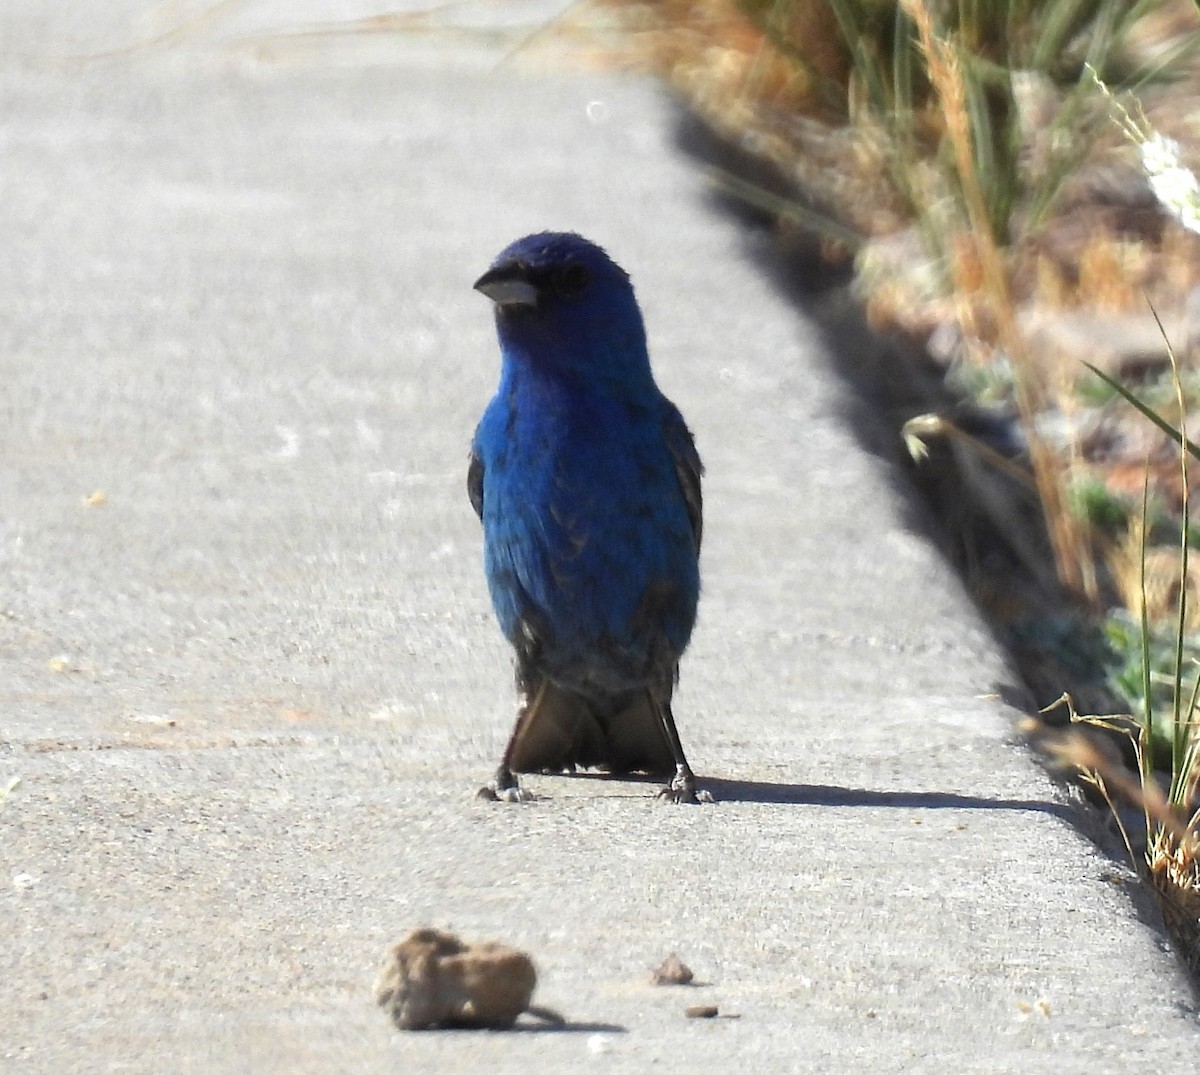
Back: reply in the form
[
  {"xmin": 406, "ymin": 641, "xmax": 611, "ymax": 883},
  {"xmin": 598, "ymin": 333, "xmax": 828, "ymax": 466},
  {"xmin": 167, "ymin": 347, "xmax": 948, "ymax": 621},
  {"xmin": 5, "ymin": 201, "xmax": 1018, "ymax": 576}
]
[
  {"xmin": 1029, "ymin": 0, "xmax": 1094, "ymax": 71},
  {"xmin": 1174, "ymin": 665, "xmax": 1200, "ymax": 805},
  {"xmin": 1170, "ymin": 364, "xmax": 1190, "ymax": 793},
  {"xmin": 825, "ymin": 0, "xmax": 890, "ymax": 117},
  {"xmin": 1162, "ymin": 307, "xmax": 1193, "ymax": 801},
  {"xmin": 1084, "ymin": 361, "xmax": 1200, "ymax": 460},
  {"xmin": 1140, "ymin": 467, "xmax": 1156, "ymax": 778}
]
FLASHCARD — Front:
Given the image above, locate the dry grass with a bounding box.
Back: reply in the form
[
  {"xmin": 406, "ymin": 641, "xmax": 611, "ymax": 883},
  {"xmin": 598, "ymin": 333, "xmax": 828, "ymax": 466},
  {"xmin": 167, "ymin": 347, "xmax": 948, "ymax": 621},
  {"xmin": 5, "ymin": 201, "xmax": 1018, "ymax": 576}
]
[
  {"xmin": 898, "ymin": 0, "xmax": 1090, "ymax": 597},
  {"xmin": 1044, "ymin": 704, "xmax": 1200, "ymax": 973}
]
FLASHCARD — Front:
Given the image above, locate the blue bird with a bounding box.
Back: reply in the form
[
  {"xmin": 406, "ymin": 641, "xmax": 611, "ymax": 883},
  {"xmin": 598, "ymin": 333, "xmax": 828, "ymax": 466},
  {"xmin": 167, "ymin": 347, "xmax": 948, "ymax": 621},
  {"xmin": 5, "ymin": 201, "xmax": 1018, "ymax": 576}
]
[{"xmin": 469, "ymin": 232, "xmax": 705, "ymax": 803}]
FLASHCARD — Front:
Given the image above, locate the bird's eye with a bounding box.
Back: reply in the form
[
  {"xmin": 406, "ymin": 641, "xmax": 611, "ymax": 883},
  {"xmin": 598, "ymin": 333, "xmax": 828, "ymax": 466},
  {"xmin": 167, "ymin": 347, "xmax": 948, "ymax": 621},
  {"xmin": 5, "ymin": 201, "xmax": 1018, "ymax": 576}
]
[{"xmin": 552, "ymin": 263, "xmax": 590, "ymax": 296}]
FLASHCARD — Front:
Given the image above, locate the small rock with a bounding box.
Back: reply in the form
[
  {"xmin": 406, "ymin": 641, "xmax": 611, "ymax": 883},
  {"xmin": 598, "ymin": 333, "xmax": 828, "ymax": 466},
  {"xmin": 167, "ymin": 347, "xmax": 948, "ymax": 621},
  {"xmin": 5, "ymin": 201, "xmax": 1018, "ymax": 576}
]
[
  {"xmin": 375, "ymin": 927, "xmax": 540, "ymax": 1030},
  {"xmin": 649, "ymin": 952, "xmax": 694, "ymax": 986}
]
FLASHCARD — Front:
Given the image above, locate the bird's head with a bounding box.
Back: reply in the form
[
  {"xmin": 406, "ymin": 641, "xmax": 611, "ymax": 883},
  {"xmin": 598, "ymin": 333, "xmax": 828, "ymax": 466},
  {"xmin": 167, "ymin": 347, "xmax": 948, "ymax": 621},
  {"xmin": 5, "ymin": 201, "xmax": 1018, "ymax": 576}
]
[{"xmin": 474, "ymin": 232, "xmax": 653, "ymax": 392}]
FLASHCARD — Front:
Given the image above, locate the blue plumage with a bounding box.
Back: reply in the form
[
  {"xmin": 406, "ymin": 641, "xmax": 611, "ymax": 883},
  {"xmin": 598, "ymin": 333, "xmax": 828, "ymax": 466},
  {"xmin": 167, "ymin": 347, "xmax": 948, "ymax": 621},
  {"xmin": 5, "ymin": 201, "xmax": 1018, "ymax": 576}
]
[{"xmin": 469, "ymin": 232, "xmax": 704, "ymax": 802}]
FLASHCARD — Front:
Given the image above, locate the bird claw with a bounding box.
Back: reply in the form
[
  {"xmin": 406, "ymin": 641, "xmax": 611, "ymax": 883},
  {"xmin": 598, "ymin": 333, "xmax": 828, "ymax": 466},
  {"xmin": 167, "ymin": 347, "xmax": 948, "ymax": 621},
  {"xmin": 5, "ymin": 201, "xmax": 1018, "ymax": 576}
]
[
  {"xmin": 477, "ymin": 785, "xmax": 536, "ymax": 803},
  {"xmin": 656, "ymin": 767, "xmax": 713, "ymax": 805},
  {"xmin": 476, "ymin": 767, "xmax": 536, "ymax": 803}
]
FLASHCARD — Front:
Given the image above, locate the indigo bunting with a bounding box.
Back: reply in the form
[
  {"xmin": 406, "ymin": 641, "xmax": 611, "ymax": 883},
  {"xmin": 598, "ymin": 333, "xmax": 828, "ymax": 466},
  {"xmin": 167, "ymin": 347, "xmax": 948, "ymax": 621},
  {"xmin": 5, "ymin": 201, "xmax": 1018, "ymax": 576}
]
[{"xmin": 469, "ymin": 232, "xmax": 705, "ymax": 803}]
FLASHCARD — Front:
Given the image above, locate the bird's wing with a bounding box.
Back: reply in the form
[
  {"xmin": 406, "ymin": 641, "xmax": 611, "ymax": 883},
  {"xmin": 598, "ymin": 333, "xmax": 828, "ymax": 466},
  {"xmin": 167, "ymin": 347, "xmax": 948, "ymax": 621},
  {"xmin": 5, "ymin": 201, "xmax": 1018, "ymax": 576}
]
[
  {"xmin": 467, "ymin": 449, "xmax": 484, "ymax": 521},
  {"xmin": 663, "ymin": 402, "xmax": 703, "ymax": 553}
]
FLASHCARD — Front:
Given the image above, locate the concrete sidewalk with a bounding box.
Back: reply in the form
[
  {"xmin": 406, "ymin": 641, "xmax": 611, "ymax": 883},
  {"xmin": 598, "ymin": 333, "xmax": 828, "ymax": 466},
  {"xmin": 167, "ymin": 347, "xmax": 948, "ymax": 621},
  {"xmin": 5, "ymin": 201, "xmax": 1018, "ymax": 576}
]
[{"xmin": 2, "ymin": 5, "xmax": 1196, "ymax": 1072}]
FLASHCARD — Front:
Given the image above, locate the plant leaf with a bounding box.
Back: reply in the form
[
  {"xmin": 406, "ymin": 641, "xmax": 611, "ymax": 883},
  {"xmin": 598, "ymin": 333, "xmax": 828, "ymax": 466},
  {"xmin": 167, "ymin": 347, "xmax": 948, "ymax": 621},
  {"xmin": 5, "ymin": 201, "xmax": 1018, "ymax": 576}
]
[{"xmin": 1083, "ymin": 361, "xmax": 1200, "ymax": 460}]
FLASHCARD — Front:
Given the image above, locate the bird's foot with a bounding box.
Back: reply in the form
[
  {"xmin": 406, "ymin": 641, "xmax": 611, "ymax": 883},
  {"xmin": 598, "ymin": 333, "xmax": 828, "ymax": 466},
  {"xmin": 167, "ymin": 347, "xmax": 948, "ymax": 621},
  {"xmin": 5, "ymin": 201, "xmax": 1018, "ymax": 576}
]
[
  {"xmin": 656, "ymin": 765, "xmax": 714, "ymax": 805},
  {"xmin": 477, "ymin": 785, "xmax": 535, "ymax": 802},
  {"xmin": 476, "ymin": 765, "xmax": 536, "ymax": 803}
]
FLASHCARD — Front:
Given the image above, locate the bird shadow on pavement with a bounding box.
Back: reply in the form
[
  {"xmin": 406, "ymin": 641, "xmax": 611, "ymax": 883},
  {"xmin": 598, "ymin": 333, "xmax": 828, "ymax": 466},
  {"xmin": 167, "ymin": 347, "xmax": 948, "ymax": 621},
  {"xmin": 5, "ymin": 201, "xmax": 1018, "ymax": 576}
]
[
  {"xmin": 552, "ymin": 770, "xmax": 1071, "ymax": 820},
  {"xmin": 412, "ymin": 1020, "xmax": 626, "ymax": 1034},
  {"xmin": 697, "ymin": 776, "xmax": 1073, "ymax": 819},
  {"xmin": 507, "ymin": 1020, "xmax": 627, "ymax": 1034}
]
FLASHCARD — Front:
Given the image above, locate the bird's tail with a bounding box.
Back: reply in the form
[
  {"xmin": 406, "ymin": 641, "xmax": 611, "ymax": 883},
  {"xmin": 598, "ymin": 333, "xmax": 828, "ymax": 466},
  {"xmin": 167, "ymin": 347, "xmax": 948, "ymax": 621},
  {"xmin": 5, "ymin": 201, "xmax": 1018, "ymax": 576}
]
[{"xmin": 506, "ymin": 679, "xmax": 676, "ymax": 776}]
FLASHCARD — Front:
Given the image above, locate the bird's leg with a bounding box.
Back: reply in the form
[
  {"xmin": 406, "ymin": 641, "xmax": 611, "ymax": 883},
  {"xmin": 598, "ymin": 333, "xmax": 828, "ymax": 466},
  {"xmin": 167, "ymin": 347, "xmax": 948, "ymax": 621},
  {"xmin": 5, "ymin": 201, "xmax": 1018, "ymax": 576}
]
[
  {"xmin": 476, "ymin": 682, "xmax": 546, "ymax": 803},
  {"xmin": 653, "ymin": 697, "xmax": 713, "ymax": 804}
]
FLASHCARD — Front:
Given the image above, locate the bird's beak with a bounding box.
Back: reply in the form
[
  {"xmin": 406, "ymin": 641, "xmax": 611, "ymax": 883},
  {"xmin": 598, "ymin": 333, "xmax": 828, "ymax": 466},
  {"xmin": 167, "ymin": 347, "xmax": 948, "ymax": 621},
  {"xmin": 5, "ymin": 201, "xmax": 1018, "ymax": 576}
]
[{"xmin": 474, "ymin": 263, "xmax": 539, "ymax": 308}]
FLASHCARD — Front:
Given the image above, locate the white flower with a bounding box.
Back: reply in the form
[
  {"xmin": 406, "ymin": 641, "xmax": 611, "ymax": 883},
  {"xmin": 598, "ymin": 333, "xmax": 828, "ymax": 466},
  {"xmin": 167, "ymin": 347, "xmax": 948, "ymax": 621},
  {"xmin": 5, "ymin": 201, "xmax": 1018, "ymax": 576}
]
[
  {"xmin": 1140, "ymin": 134, "xmax": 1200, "ymax": 235},
  {"xmin": 1088, "ymin": 66, "xmax": 1200, "ymax": 236}
]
